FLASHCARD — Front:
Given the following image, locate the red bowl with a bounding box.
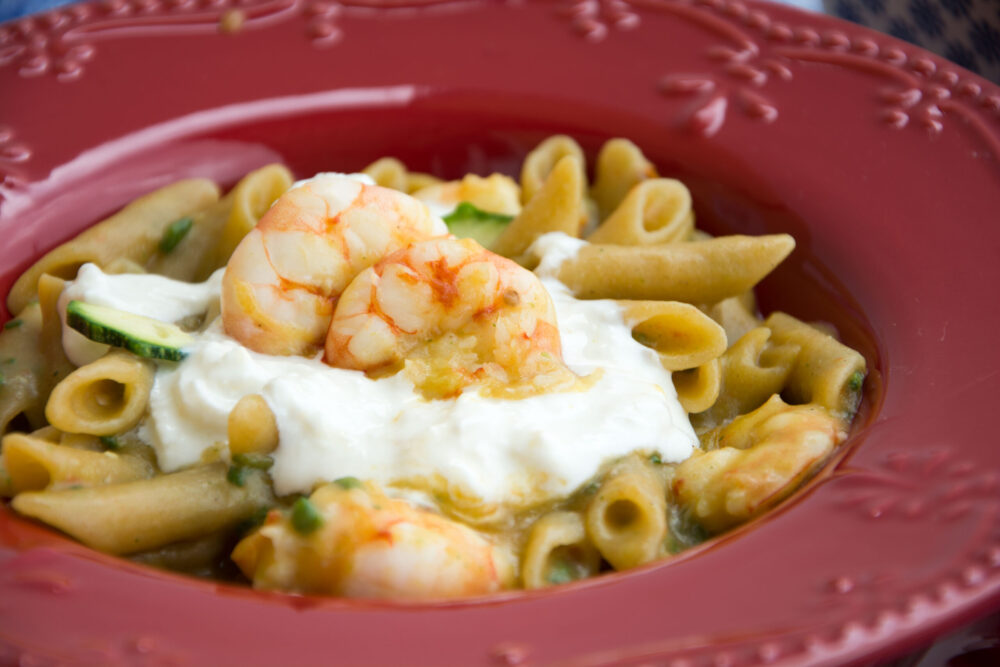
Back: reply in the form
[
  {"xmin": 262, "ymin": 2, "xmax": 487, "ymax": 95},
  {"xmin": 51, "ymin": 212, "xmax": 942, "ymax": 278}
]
[{"xmin": 2, "ymin": 1, "xmax": 999, "ymax": 664}]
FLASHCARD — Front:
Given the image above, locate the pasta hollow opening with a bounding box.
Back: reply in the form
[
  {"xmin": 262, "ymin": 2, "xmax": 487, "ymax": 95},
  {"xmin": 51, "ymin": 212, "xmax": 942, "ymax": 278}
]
[
  {"xmin": 76, "ymin": 379, "xmax": 127, "ymax": 420},
  {"xmin": 605, "ymin": 499, "xmax": 641, "ymax": 532}
]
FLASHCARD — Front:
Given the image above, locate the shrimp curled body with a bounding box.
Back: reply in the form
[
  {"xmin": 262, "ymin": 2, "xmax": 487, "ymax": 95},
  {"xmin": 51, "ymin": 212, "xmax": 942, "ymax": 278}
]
[
  {"xmin": 325, "ymin": 237, "xmax": 566, "ymax": 391},
  {"xmin": 232, "ymin": 483, "xmax": 514, "ymax": 599},
  {"xmin": 222, "ymin": 175, "xmax": 446, "ymax": 356}
]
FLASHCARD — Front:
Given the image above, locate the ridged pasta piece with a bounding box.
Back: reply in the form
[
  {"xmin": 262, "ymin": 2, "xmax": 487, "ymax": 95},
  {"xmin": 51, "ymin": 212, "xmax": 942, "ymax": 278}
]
[
  {"xmin": 590, "ymin": 138, "xmax": 657, "ymax": 221},
  {"xmin": 618, "ymin": 300, "xmax": 727, "ymax": 372},
  {"xmin": 1, "ymin": 431, "xmax": 154, "ymax": 495},
  {"xmin": 227, "ymin": 394, "xmax": 279, "ymax": 455},
  {"xmin": 585, "ymin": 457, "xmax": 669, "ymax": 570},
  {"xmin": 362, "ymin": 157, "xmax": 441, "ymax": 194},
  {"xmin": 130, "ymin": 531, "xmax": 233, "ymax": 576},
  {"xmin": 693, "ymin": 327, "xmax": 800, "ymax": 431},
  {"xmin": 45, "ymin": 351, "xmax": 154, "ymax": 436},
  {"xmin": 550, "ymin": 235, "xmax": 795, "ymax": 304},
  {"xmin": 0, "ymin": 304, "xmax": 66, "ymax": 434},
  {"xmin": 764, "ymin": 312, "xmax": 867, "ymax": 418},
  {"xmin": 674, "ymin": 396, "xmax": 845, "ymax": 533},
  {"xmin": 492, "ymin": 155, "xmax": 584, "ymax": 260},
  {"xmin": 521, "ymin": 511, "xmax": 601, "ymax": 589},
  {"xmin": 587, "ymin": 179, "xmax": 694, "ymax": 245},
  {"xmin": 8, "ymin": 179, "xmax": 220, "ymax": 314},
  {"xmin": 673, "ymin": 358, "xmax": 721, "ymax": 414},
  {"xmin": 412, "ymin": 174, "xmax": 521, "ymax": 218},
  {"xmin": 700, "ymin": 292, "xmax": 762, "ymax": 344},
  {"xmin": 212, "ymin": 164, "xmax": 294, "ymax": 272},
  {"xmin": 11, "ymin": 463, "xmax": 273, "ymax": 555},
  {"xmin": 520, "ymin": 135, "xmax": 586, "ymax": 205},
  {"xmin": 362, "ymin": 157, "xmax": 408, "ymax": 191}
]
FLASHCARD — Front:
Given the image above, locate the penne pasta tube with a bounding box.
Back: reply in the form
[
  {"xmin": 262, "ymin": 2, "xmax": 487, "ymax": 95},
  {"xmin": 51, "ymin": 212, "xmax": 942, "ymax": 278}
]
[
  {"xmin": 37, "ymin": 274, "xmax": 74, "ymax": 375},
  {"xmin": 130, "ymin": 531, "xmax": 233, "ymax": 575},
  {"xmin": 45, "ymin": 351, "xmax": 155, "ymax": 436},
  {"xmin": 213, "ymin": 164, "xmax": 294, "ymax": 269},
  {"xmin": 227, "ymin": 394, "xmax": 279, "ymax": 455},
  {"xmin": 491, "ymin": 155, "xmax": 584, "ymax": 259},
  {"xmin": 618, "ymin": 300, "xmax": 727, "ymax": 372},
  {"xmin": 521, "ymin": 511, "xmax": 601, "ymax": 589},
  {"xmin": 673, "ymin": 358, "xmax": 721, "ymax": 415},
  {"xmin": 585, "ymin": 457, "xmax": 669, "ymax": 570},
  {"xmin": 700, "ymin": 292, "xmax": 762, "ymax": 344},
  {"xmin": 764, "ymin": 312, "xmax": 867, "ymax": 418},
  {"xmin": 693, "ymin": 327, "xmax": 799, "ymax": 431},
  {"xmin": 363, "ymin": 156, "xmax": 409, "ymax": 191},
  {"xmin": 0, "ymin": 304, "xmax": 58, "ymax": 434},
  {"xmin": 520, "ymin": 135, "xmax": 586, "ymax": 205},
  {"xmin": 1, "ymin": 431, "xmax": 154, "ymax": 494},
  {"xmin": 590, "ymin": 138, "xmax": 657, "ymax": 221},
  {"xmin": 11, "ymin": 463, "xmax": 274, "ymax": 555},
  {"xmin": 551, "ymin": 234, "xmax": 795, "ymax": 304},
  {"xmin": 587, "ymin": 179, "xmax": 694, "ymax": 246},
  {"xmin": 8, "ymin": 179, "xmax": 220, "ymax": 314}
]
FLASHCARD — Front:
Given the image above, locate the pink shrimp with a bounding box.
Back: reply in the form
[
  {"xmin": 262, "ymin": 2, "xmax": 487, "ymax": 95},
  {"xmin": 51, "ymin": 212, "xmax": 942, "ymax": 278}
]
[
  {"xmin": 221, "ymin": 174, "xmax": 446, "ymax": 356},
  {"xmin": 324, "ymin": 237, "xmax": 568, "ymax": 394}
]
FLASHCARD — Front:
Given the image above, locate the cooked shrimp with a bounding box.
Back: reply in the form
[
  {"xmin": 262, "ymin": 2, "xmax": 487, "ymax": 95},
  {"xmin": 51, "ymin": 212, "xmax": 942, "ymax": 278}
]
[
  {"xmin": 231, "ymin": 482, "xmax": 515, "ymax": 599},
  {"xmin": 672, "ymin": 395, "xmax": 846, "ymax": 533},
  {"xmin": 221, "ymin": 175, "xmax": 447, "ymax": 356},
  {"xmin": 325, "ymin": 237, "xmax": 572, "ymax": 396}
]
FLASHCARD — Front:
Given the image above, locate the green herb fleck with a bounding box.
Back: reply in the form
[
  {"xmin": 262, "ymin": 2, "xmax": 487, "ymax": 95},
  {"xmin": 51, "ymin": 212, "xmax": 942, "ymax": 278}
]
[
  {"xmin": 666, "ymin": 534, "xmax": 685, "ymax": 555},
  {"xmin": 546, "ymin": 558, "xmax": 577, "ymax": 585},
  {"xmin": 4, "ymin": 319, "xmax": 22, "ymax": 330},
  {"xmin": 291, "ymin": 497, "xmax": 323, "ymax": 534},
  {"xmin": 158, "ymin": 216, "xmax": 194, "ymax": 254},
  {"xmin": 3, "ymin": 358, "xmax": 15, "ymax": 365},
  {"xmin": 232, "ymin": 453, "xmax": 273, "ymax": 470},
  {"xmin": 847, "ymin": 371, "xmax": 864, "ymax": 392},
  {"xmin": 441, "ymin": 202, "xmax": 514, "ymax": 225},
  {"xmin": 333, "ymin": 476, "xmax": 362, "ymax": 490},
  {"xmin": 226, "ymin": 464, "xmax": 248, "ymax": 487},
  {"xmin": 0, "ymin": 371, "xmax": 4, "ymax": 389},
  {"xmin": 649, "ymin": 452, "xmax": 662, "ymax": 465},
  {"xmin": 100, "ymin": 435, "xmax": 122, "ymax": 451},
  {"xmin": 583, "ymin": 481, "xmax": 600, "ymax": 495}
]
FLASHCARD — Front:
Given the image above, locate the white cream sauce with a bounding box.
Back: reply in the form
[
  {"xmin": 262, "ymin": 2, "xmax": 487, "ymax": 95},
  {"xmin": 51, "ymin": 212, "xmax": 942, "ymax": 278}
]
[{"xmin": 60, "ymin": 225, "xmax": 696, "ymax": 507}]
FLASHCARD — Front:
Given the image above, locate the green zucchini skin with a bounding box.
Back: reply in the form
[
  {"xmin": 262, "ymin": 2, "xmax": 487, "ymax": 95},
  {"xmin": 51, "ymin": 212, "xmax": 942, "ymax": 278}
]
[{"xmin": 66, "ymin": 300, "xmax": 193, "ymax": 362}]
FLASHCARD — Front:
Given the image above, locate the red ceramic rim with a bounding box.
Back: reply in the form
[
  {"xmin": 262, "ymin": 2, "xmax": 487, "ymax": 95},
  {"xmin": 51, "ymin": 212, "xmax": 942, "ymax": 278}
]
[{"xmin": 2, "ymin": 1, "xmax": 1000, "ymax": 664}]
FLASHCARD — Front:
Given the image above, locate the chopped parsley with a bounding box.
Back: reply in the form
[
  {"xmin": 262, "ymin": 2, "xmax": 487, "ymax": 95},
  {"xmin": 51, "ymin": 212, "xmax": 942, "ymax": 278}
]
[
  {"xmin": 99, "ymin": 435, "xmax": 122, "ymax": 451},
  {"xmin": 847, "ymin": 371, "xmax": 864, "ymax": 392},
  {"xmin": 158, "ymin": 216, "xmax": 194, "ymax": 254},
  {"xmin": 4, "ymin": 319, "xmax": 22, "ymax": 330},
  {"xmin": 649, "ymin": 452, "xmax": 662, "ymax": 465},
  {"xmin": 226, "ymin": 465, "xmax": 248, "ymax": 487},
  {"xmin": 291, "ymin": 497, "xmax": 323, "ymax": 534},
  {"xmin": 333, "ymin": 476, "xmax": 362, "ymax": 490},
  {"xmin": 232, "ymin": 453, "xmax": 273, "ymax": 470}
]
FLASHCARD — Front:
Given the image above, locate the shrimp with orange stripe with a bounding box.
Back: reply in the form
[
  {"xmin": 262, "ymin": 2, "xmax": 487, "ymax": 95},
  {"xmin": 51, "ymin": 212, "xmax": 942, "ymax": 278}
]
[
  {"xmin": 221, "ymin": 174, "xmax": 447, "ymax": 357},
  {"xmin": 325, "ymin": 236, "xmax": 577, "ymax": 397}
]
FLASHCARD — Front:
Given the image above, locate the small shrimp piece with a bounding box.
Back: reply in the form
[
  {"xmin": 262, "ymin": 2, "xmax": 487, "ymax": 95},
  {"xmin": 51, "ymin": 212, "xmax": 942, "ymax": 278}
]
[
  {"xmin": 231, "ymin": 483, "xmax": 515, "ymax": 599},
  {"xmin": 325, "ymin": 237, "xmax": 568, "ymax": 394},
  {"xmin": 672, "ymin": 395, "xmax": 847, "ymax": 533},
  {"xmin": 222, "ymin": 175, "xmax": 446, "ymax": 356}
]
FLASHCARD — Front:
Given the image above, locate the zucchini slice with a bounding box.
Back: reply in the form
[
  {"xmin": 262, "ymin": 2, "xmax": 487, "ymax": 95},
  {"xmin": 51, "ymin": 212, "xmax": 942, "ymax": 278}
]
[
  {"xmin": 442, "ymin": 202, "xmax": 513, "ymax": 249},
  {"xmin": 66, "ymin": 300, "xmax": 194, "ymax": 362}
]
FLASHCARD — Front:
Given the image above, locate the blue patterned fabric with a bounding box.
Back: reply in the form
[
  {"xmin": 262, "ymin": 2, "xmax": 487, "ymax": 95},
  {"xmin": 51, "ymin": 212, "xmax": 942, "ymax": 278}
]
[{"xmin": 825, "ymin": 0, "xmax": 1000, "ymax": 82}]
